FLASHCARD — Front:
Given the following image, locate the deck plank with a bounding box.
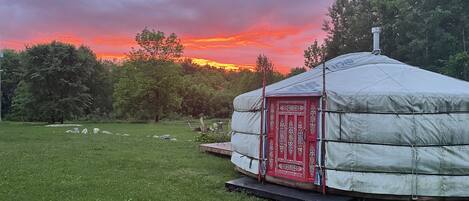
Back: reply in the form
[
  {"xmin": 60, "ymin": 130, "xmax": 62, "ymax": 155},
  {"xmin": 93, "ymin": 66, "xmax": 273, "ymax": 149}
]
[{"xmin": 199, "ymin": 142, "xmax": 232, "ymax": 156}]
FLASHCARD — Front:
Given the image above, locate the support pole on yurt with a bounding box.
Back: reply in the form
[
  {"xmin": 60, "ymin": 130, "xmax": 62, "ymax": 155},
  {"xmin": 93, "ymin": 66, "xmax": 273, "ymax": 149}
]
[
  {"xmin": 320, "ymin": 53, "xmax": 327, "ymax": 195},
  {"xmin": 258, "ymin": 58, "xmax": 267, "ymax": 183}
]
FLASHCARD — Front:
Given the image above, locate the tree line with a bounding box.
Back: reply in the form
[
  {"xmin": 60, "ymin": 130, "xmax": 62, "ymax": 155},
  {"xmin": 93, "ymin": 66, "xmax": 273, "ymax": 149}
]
[
  {"xmin": 0, "ymin": 28, "xmax": 284, "ymax": 123},
  {"xmin": 303, "ymin": 0, "xmax": 469, "ymax": 80}
]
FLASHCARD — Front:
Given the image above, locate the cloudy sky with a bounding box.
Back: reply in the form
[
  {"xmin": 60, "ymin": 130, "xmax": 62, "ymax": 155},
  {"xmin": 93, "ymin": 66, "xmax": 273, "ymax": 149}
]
[{"xmin": 0, "ymin": 0, "xmax": 333, "ymax": 72}]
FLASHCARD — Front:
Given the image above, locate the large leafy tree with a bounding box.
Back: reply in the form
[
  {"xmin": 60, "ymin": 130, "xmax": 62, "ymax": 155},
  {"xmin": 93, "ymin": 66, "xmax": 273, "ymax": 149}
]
[
  {"xmin": 128, "ymin": 27, "xmax": 184, "ymax": 62},
  {"xmin": 114, "ymin": 28, "xmax": 184, "ymax": 122},
  {"xmin": 19, "ymin": 41, "xmax": 97, "ymax": 123},
  {"xmin": 113, "ymin": 61, "xmax": 182, "ymax": 121}
]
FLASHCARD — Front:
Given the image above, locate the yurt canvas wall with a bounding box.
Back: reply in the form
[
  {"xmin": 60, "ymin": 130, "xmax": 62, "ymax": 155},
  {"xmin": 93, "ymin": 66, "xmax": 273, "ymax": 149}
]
[{"xmin": 231, "ymin": 52, "xmax": 469, "ymax": 197}]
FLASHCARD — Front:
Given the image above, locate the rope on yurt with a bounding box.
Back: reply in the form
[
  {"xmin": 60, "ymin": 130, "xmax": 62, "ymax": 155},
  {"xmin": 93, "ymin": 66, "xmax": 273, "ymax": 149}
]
[{"xmin": 323, "ymin": 110, "xmax": 469, "ymax": 115}]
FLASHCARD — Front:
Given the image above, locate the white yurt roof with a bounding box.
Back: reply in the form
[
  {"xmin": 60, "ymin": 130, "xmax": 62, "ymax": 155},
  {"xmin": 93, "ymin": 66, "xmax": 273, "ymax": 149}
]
[{"xmin": 234, "ymin": 52, "xmax": 469, "ymax": 113}]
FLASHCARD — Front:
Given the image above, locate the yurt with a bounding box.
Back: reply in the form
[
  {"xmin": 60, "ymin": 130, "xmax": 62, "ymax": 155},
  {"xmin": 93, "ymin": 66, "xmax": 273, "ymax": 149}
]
[{"xmin": 230, "ymin": 28, "xmax": 469, "ymax": 199}]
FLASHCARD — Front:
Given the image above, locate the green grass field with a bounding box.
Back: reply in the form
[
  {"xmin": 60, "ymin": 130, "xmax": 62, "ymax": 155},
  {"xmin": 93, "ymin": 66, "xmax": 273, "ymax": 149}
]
[{"xmin": 0, "ymin": 121, "xmax": 262, "ymax": 201}]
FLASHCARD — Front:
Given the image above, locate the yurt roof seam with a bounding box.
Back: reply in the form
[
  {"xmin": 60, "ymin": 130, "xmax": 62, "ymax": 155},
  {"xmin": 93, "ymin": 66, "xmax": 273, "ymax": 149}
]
[{"xmin": 375, "ymin": 65, "xmax": 412, "ymax": 93}]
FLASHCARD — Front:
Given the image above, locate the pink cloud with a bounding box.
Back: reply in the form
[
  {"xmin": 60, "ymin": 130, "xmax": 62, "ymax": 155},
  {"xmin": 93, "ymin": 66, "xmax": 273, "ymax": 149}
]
[{"xmin": 0, "ymin": 0, "xmax": 333, "ymax": 73}]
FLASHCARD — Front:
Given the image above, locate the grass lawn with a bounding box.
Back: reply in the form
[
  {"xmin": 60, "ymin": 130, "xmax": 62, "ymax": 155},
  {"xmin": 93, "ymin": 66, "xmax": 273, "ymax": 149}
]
[{"xmin": 0, "ymin": 121, "xmax": 262, "ymax": 201}]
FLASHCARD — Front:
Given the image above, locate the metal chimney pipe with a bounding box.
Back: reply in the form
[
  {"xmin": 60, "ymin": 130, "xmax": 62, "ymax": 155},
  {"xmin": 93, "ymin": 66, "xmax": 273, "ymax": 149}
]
[{"xmin": 372, "ymin": 27, "xmax": 381, "ymax": 55}]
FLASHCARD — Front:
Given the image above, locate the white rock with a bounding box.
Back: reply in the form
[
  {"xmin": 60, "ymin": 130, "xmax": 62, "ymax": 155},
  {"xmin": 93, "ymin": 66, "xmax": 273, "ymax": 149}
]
[
  {"xmin": 122, "ymin": 134, "xmax": 130, "ymax": 136},
  {"xmin": 160, "ymin": 135, "xmax": 171, "ymax": 140},
  {"xmin": 81, "ymin": 128, "xmax": 88, "ymax": 134},
  {"xmin": 93, "ymin": 128, "xmax": 100, "ymax": 134},
  {"xmin": 102, "ymin": 130, "xmax": 113, "ymax": 135},
  {"xmin": 46, "ymin": 124, "xmax": 82, "ymax": 127}
]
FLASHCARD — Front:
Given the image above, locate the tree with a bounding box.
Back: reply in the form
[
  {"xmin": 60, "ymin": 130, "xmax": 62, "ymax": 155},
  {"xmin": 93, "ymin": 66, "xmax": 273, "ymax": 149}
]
[
  {"xmin": 113, "ymin": 61, "xmax": 183, "ymax": 121},
  {"xmin": 128, "ymin": 27, "xmax": 184, "ymax": 62},
  {"xmin": 252, "ymin": 54, "xmax": 277, "ymax": 88},
  {"xmin": 288, "ymin": 67, "xmax": 307, "ymax": 77},
  {"xmin": 114, "ymin": 28, "xmax": 185, "ymax": 122},
  {"xmin": 0, "ymin": 49, "xmax": 24, "ymax": 118},
  {"xmin": 304, "ymin": 40, "xmax": 326, "ymax": 68},
  {"xmin": 255, "ymin": 54, "xmax": 274, "ymax": 74},
  {"xmin": 322, "ymin": 0, "xmax": 375, "ymax": 59},
  {"xmin": 9, "ymin": 81, "xmax": 35, "ymax": 121},
  {"xmin": 85, "ymin": 60, "xmax": 114, "ymax": 118},
  {"xmin": 445, "ymin": 52, "xmax": 469, "ymax": 81},
  {"xmin": 21, "ymin": 41, "xmax": 97, "ymax": 123}
]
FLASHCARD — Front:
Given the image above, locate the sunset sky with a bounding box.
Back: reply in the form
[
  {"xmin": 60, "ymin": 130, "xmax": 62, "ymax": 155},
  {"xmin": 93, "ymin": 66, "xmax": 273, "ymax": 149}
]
[{"xmin": 0, "ymin": 0, "xmax": 333, "ymax": 73}]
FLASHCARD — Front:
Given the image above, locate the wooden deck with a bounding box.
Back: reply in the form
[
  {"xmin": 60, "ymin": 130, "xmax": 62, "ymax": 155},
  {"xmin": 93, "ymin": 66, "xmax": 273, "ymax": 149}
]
[
  {"xmin": 226, "ymin": 177, "xmax": 355, "ymax": 201},
  {"xmin": 199, "ymin": 142, "xmax": 232, "ymax": 156}
]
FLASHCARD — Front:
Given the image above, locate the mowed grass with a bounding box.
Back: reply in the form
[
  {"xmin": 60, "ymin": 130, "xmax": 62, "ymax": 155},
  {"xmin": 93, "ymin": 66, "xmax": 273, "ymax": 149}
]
[{"xmin": 0, "ymin": 121, "xmax": 262, "ymax": 201}]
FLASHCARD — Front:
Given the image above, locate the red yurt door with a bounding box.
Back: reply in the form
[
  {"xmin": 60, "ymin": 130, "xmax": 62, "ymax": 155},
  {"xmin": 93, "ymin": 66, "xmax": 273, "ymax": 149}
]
[{"xmin": 266, "ymin": 97, "xmax": 318, "ymax": 183}]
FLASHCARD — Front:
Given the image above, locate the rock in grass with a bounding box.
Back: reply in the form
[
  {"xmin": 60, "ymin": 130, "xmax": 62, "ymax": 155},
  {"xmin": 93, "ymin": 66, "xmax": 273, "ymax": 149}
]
[
  {"xmin": 102, "ymin": 131, "xmax": 113, "ymax": 135},
  {"xmin": 122, "ymin": 134, "xmax": 130, "ymax": 137},
  {"xmin": 93, "ymin": 128, "xmax": 100, "ymax": 134},
  {"xmin": 46, "ymin": 124, "xmax": 82, "ymax": 127},
  {"xmin": 160, "ymin": 135, "xmax": 171, "ymax": 140},
  {"xmin": 81, "ymin": 128, "xmax": 88, "ymax": 135},
  {"xmin": 65, "ymin": 128, "xmax": 80, "ymax": 134},
  {"xmin": 152, "ymin": 135, "xmax": 159, "ymax": 138}
]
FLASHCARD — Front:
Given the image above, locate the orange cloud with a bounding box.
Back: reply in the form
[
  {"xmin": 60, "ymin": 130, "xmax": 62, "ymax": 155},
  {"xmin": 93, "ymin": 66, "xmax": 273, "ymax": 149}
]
[
  {"xmin": 190, "ymin": 57, "xmax": 255, "ymax": 71},
  {"xmin": 182, "ymin": 25, "xmax": 308, "ymax": 50}
]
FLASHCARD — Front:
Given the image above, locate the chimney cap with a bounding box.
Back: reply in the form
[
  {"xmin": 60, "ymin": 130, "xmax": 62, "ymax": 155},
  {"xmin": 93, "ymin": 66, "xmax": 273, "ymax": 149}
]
[{"xmin": 372, "ymin": 27, "xmax": 381, "ymax": 33}]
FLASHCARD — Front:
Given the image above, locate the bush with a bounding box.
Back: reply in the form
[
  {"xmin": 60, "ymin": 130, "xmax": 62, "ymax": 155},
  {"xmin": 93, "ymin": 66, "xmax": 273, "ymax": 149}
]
[{"xmin": 195, "ymin": 132, "xmax": 231, "ymax": 143}]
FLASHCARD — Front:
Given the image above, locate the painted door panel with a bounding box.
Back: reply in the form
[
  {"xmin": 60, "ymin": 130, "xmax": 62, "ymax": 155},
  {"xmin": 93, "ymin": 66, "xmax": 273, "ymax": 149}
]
[{"xmin": 267, "ymin": 97, "xmax": 318, "ymax": 183}]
